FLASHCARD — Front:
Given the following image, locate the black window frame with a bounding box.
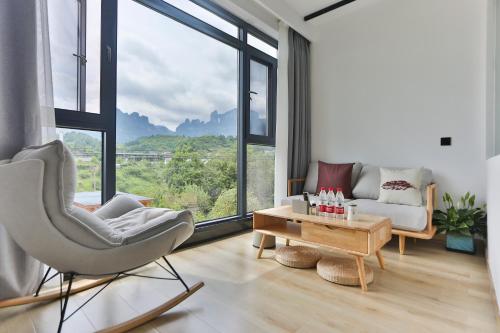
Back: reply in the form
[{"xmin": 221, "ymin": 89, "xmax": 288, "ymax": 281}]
[{"xmin": 54, "ymin": 0, "xmax": 277, "ymax": 227}]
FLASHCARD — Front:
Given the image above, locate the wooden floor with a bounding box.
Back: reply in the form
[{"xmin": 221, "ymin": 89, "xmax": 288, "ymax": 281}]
[{"xmin": 1, "ymin": 232, "xmax": 499, "ymax": 333}]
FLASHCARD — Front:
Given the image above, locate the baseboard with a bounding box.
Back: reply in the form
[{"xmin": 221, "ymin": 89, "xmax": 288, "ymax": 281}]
[{"xmin": 485, "ymin": 250, "xmax": 500, "ymax": 321}]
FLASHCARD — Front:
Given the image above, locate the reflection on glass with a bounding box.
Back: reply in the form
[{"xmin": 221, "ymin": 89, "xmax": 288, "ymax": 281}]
[
  {"xmin": 56, "ymin": 128, "xmax": 102, "ymax": 197},
  {"xmin": 85, "ymin": 0, "xmax": 101, "ymax": 113},
  {"xmin": 164, "ymin": 0, "xmax": 238, "ymax": 37},
  {"xmin": 48, "ymin": 0, "xmax": 79, "ymax": 110},
  {"xmin": 247, "ymin": 145, "xmax": 275, "ymax": 212},
  {"xmin": 250, "ymin": 60, "xmax": 268, "ymax": 136},
  {"xmin": 248, "ymin": 33, "xmax": 278, "ymax": 58},
  {"xmin": 116, "ymin": 0, "xmax": 238, "ymax": 223}
]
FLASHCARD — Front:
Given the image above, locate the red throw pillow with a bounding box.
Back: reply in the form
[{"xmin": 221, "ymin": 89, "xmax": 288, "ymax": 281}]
[{"xmin": 316, "ymin": 161, "xmax": 354, "ymax": 198}]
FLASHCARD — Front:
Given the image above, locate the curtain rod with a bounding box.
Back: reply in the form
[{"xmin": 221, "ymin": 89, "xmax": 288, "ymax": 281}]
[{"xmin": 304, "ymin": 0, "xmax": 357, "ymax": 21}]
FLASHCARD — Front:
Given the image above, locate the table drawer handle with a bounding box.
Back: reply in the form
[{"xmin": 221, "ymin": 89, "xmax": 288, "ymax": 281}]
[{"xmin": 325, "ymin": 225, "xmax": 340, "ymax": 231}]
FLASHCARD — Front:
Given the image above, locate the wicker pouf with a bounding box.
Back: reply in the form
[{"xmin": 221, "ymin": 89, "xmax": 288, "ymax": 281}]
[
  {"xmin": 317, "ymin": 257, "xmax": 374, "ymax": 286},
  {"xmin": 275, "ymin": 245, "xmax": 321, "ymax": 269}
]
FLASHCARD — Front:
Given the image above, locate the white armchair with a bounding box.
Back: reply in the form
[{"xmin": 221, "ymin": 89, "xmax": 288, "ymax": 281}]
[{"xmin": 0, "ymin": 140, "xmax": 203, "ymax": 332}]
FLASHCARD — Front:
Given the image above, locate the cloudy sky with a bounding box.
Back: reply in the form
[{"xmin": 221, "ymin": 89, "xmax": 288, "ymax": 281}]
[{"xmin": 49, "ymin": 0, "xmax": 269, "ymax": 132}]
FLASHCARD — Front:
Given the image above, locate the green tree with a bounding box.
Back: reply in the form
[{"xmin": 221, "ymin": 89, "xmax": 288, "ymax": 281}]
[{"xmin": 163, "ymin": 143, "xmax": 205, "ymax": 190}]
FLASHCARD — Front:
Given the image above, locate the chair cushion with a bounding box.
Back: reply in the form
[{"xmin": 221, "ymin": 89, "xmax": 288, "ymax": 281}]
[
  {"xmin": 94, "ymin": 194, "xmax": 145, "ymax": 220},
  {"xmin": 70, "ymin": 205, "xmax": 194, "ymax": 246},
  {"xmin": 378, "ymin": 168, "xmax": 423, "ymax": 206},
  {"xmin": 352, "ymin": 165, "xmax": 433, "ymax": 203},
  {"xmin": 304, "ymin": 161, "xmax": 362, "ymax": 194},
  {"xmin": 349, "ymin": 199, "xmax": 428, "ymax": 232},
  {"xmin": 316, "ymin": 161, "xmax": 354, "ymax": 198},
  {"xmin": 104, "ymin": 207, "xmax": 194, "ymax": 245},
  {"xmin": 69, "ymin": 206, "xmax": 123, "ymax": 247}
]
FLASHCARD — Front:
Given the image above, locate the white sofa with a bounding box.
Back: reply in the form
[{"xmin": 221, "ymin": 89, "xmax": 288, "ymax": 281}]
[{"xmin": 285, "ymin": 162, "xmax": 437, "ymax": 254}]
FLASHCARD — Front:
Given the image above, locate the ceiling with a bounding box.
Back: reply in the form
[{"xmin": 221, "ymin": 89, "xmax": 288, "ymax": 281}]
[{"xmin": 281, "ymin": 0, "xmax": 345, "ymax": 17}]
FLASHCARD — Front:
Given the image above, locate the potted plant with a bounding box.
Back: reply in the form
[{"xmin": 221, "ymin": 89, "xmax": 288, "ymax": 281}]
[{"xmin": 433, "ymin": 192, "xmax": 486, "ymax": 254}]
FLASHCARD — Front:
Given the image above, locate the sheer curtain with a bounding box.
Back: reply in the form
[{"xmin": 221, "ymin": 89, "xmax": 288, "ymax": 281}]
[{"xmin": 0, "ymin": 0, "xmax": 56, "ymax": 299}]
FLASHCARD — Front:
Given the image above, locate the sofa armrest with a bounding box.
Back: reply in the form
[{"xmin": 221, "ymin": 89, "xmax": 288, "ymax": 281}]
[
  {"xmin": 287, "ymin": 178, "xmax": 306, "ymax": 196},
  {"xmin": 426, "ymin": 183, "xmax": 437, "ymax": 233}
]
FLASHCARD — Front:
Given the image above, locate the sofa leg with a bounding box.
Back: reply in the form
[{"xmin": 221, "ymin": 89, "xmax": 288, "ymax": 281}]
[{"xmin": 399, "ymin": 235, "xmax": 406, "ymax": 255}]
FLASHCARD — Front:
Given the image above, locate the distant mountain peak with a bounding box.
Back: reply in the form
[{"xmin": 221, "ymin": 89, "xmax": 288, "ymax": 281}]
[{"xmin": 117, "ymin": 108, "xmax": 265, "ymax": 143}]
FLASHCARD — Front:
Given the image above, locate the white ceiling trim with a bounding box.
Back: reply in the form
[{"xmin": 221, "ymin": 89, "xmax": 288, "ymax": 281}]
[{"xmin": 253, "ymin": 0, "xmax": 314, "ymax": 41}]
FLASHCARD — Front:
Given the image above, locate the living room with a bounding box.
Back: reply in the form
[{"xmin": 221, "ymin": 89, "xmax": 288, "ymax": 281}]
[{"xmin": 0, "ymin": 0, "xmax": 499, "ymax": 332}]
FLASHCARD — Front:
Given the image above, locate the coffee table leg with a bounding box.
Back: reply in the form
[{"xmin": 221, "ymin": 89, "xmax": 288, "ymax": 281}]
[
  {"xmin": 257, "ymin": 234, "xmax": 267, "ymax": 259},
  {"xmin": 285, "ymin": 239, "xmax": 290, "ymax": 246},
  {"xmin": 355, "ymin": 256, "xmax": 368, "ymax": 292},
  {"xmin": 375, "ymin": 250, "xmax": 385, "ymax": 270}
]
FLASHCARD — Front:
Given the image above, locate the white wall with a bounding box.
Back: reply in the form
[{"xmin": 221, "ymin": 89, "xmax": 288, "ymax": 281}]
[
  {"xmin": 487, "ymin": 155, "xmax": 500, "ymax": 314},
  {"xmin": 310, "ymin": 0, "xmax": 489, "ymax": 204},
  {"xmin": 489, "ymin": 0, "xmax": 500, "ymax": 316},
  {"xmin": 274, "ymin": 22, "xmax": 289, "ymax": 207}
]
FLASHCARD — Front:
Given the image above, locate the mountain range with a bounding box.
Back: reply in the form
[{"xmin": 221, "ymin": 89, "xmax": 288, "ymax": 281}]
[{"xmin": 117, "ymin": 108, "xmax": 266, "ymax": 143}]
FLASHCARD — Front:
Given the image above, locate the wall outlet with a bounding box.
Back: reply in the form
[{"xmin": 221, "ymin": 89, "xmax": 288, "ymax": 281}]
[{"xmin": 441, "ymin": 137, "xmax": 452, "ymax": 146}]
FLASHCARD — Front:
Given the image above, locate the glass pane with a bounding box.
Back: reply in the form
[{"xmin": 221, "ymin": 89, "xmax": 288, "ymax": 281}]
[
  {"xmin": 48, "ymin": 0, "xmax": 79, "ymax": 110},
  {"xmin": 116, "ymin": 0, "xmax": 238, "ymax": 224},
  {"xmin": 247, "ymin": 145, "xmax": 275, "ymax": 212},
  {"xmin": 248, "ymin": 33, "xmax": 278, "ymax": 58},
  {"xmin": 250, "ymin": 60, "xmax": 269, "ymax": 136},
  {"xmin": 56, "ymin": 128, "xmax": 102, "ymax": 207},
  {"xmin": 164, "ymin": 0, "xmax": 238, "ymax": 37},
  {"xmin": 85, "ymin": 0, "xmax": 101, "ymax": 114}
]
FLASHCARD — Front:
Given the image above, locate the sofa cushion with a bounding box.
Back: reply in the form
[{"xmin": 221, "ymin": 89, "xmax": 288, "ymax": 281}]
[
  {"xmin": 378, "ymin": 168, "xmax": 422, "ymax": 206},
  {"xmin": 353, "ymin": 165, "xmax": 433, "ymax": 203},
  {"xmin": 352, "ymin": 165, "xmax": 380, "ymax": 200},
  {"xmin": 316, "ymin": 161, "xmax": 354, "ymax": 198},
  {"xmin": 304, "ymin": 161, "xmax": 362, "ymax": 194},
  {"xmin": 349, "ymin": 199, "xmax": 428, "ymax": 232},
  {"xmin": 281, "ymin": 195, "xmax": 303, "ymax": 206}
]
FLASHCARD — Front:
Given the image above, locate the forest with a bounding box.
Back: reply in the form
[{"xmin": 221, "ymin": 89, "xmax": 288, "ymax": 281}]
[{"xmin": 62, "ymin": 131, "xmax": 275, "ymax": 223}]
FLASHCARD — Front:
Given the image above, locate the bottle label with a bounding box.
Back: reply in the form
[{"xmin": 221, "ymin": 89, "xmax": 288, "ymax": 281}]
[
  {"xmin": 335, "ymin": 206, "xmax": 344, "ymax": 215},
  {"xmin": 326, "ymin": 205, "xmax": 335, "ymax": 214},
  {"xmin": 319, "ymin": 205, "xmax": 326, "ymax": 212}
]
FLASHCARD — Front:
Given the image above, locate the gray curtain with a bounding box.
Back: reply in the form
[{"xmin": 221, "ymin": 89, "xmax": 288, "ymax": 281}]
[
  {"xmin": 0, "ymin": 0, "xmax": 56, "ymax": 299},
  {"xmin": 287, "ymin": 28, "xmax": 311, "ymax": 194}
]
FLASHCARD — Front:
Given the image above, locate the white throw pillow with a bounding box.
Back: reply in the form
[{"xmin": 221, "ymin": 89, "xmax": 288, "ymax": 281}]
[{"xmin": 378, "ymin": 168, "xmax": 423, "ymax": 206}]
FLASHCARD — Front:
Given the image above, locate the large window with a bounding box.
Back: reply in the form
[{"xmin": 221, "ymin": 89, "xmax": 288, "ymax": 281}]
[
  {"xmin": 51, "ymin": 0, "xmax": 277, "ymax": 226},
  {"xmin": 48, "ymin": 0, "xmax": 101, "ymax": 113}
]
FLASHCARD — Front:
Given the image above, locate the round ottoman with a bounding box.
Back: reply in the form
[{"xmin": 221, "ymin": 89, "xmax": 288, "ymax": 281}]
[
  {"xmin": 317, "ymin": 257, "xmax": 374, "ymax": 286},
  {"xmin": 275, "ymin": 245, "xmax": 321, "ymax": 269}
]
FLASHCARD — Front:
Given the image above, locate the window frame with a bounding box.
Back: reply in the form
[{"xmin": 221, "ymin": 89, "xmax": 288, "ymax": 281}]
[{"xmin": 54, "ymin": 0, "xmax": 277, "ymax": 226}]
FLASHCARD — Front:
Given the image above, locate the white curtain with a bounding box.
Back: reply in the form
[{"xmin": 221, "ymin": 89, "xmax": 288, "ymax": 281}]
[{"xmin": 0, "ymin": 0, "xmax": 56, "ymax": 299}]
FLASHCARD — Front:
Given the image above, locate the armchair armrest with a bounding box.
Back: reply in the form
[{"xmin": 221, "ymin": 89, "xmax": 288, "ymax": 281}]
[
  {"xmin": 287, "ymin": 178, "xmax": 306, "ymax": 196},
  {"xmin": 426, "ymin": 183, "xmax": 437, "ymax": 233}
]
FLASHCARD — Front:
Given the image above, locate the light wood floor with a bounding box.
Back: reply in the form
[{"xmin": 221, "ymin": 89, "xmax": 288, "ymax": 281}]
[{"xmin": 1, "ymin": 232, "xmax": 499, "ymax": 333}]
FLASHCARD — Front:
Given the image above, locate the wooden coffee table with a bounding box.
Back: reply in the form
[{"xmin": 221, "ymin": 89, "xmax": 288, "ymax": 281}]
[{"xmin": 253, "ymin": 206, "xmax": 392, "ymax": 291}]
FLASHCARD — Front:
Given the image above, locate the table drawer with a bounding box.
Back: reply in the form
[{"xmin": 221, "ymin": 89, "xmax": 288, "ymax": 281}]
[{"xmin": 302, "ymin": 222, "xmax": 368, "ymax": 254}]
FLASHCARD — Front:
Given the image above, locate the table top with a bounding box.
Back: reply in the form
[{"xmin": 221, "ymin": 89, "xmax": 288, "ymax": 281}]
[{"xmin": 254, "ymin": 205, "xmax": 391, "ymax": 232}]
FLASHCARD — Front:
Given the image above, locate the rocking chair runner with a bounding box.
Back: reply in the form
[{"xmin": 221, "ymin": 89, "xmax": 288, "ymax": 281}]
[{"xmin": 0, "ymin": 140, "xmax": 204, "ymax": 332}]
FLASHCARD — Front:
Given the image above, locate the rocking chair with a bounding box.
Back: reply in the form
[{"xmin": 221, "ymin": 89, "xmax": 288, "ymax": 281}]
[{"xmin": 0, "ymin": 140, "xmax": 203, "ymax": 332}]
